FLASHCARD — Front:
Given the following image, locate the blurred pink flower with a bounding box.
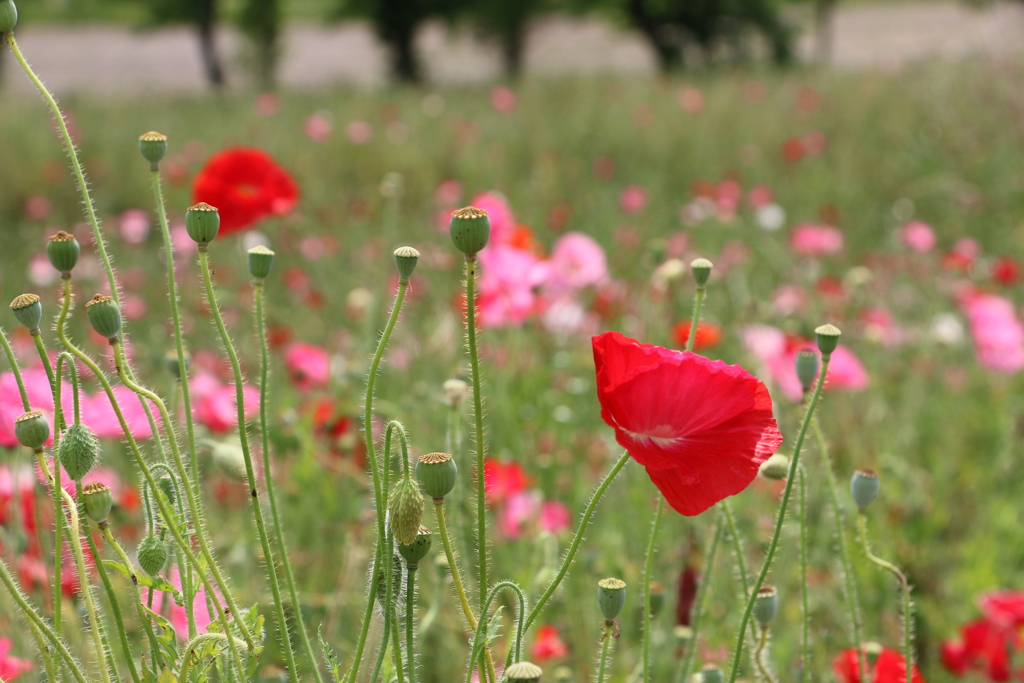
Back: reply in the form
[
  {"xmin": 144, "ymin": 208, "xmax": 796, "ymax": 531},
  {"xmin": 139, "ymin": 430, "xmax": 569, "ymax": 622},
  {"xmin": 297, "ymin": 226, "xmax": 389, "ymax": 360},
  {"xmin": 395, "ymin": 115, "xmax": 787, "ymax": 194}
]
[
  {"xmin": 747, "ymin": 184, "xmax": 774, "ymax": 209},
  {"xmin": 435, "ymin": 179, "xmax": 462, "ymax": 206},
  {"xmin": 119, "ymin": 209, "xmax": 151, "ymax": 245},
  {"xmin": 790, "ymin": 223, "xmax": 843, "ymax": 256},
  {"xmin": 619, "ymin": 185, "xmax": 648, "ymax": 214},
  {"xmin": 477, "ymin": 245, "xmax": 546, "ymax": 328},
  {"xmin": 345, "ymin": 120, "xmax": 373, "ymax": 145},
  {"xmin": 545, "ymin": 232, "xmax": 607, "ymax": 295},
  {"xmin": 24, "ymin": 196, "xmax": 51, "ymax": 221},
  {"xmin": 489, "ymin": 86, "xmax": 518, "ymax": 113},
  {"xmin": 677, "ymin": 87, "xmax": 705, "ymax": 114},
  {"xmin": 158, "ymin": 567, "xmax": 223, "ymax": 636},
  {"xmin": 469, "ymin": 191, "xmax": 514, "ymax": 246},
  {"xmin": 285, "ymin": 343, "xmax": 331, "ymax": 391},
  {"xmin": 497, "ymin": 492, "xmax": 572, "ymax": 538},
  {"xmin": 254, "ymin": 92, "xmax": 280, "ymax": 117},
  {"xmin": 190, "ymin": 372, "xmax": 261, "ymax": 432},
  {"xmin": 304, "ymin": 113, "xmax": 333, "ymax": 143},
  {"xmin": 0, "ymin": 637, "xmax": 32, "ymax": 680},
  {"xmin": 959, "ymin": 290, "xmax": 1024, "ymax": 374},
  {"xmin": 899, "ymin": 221, "xmax": 936, "ymax": 253}
]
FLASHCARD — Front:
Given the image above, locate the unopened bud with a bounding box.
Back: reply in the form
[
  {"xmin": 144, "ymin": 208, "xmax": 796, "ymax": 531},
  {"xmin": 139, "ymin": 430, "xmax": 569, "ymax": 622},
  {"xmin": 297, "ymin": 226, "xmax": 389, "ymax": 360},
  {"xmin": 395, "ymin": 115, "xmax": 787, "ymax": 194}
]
[
  {"xmin": 759, "ymin": 453, "xmax": 789, "ymax": 480},
  {"xmin": 0, "ymin": 0, "xmax": 17, "ymax": 33},
  {"xmin": 388, "ymin": 478, "xmax": 425, "ymax": 544},
  {"xmin": 58, "ymin": 423, "xmax": 100, "ymax": 481},
  {"xmin": 851, "ymin": 469, "xmax": 880, "ymax": 511},
  {"xmin": 137, "ymin": 536, "xmax": 168, "ymax": 576}
]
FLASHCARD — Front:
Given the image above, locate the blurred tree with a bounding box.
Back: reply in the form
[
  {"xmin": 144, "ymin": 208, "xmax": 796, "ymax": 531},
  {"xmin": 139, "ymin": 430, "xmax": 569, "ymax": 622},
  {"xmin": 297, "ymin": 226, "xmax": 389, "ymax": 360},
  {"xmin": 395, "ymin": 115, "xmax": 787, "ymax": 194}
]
[
  {"xmin": 147, "ymin": 0, "xmax": 226, "ymax": 88},
  {"xmin": 238, "ymin": 0, "xmax": 282, "ymax": 89},
  {"xmin": 467, "ymin": 0, "xmax": 546, "ymax": 78}
]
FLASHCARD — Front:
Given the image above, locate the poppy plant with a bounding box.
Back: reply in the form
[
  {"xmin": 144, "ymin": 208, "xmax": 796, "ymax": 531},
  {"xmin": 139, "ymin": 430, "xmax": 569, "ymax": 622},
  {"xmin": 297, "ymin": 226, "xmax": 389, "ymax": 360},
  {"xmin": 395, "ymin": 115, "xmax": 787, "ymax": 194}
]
[
  {"xmin": 833, "ymin": 647, "xmax": 926, "ymax": 683},
  {"xmin": 592, "ymin": 331, "xmax": 782, "ymax": 516},
  {"xmin": 192, "ymin": 147, "xmax": 299, "ymax": 235}
]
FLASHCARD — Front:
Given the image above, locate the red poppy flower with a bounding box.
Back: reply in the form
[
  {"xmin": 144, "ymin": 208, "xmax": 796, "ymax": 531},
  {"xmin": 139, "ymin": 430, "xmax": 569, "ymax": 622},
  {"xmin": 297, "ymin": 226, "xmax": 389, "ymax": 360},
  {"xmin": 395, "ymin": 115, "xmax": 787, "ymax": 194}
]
[
  {"xmin": 483, "ymin": 458, "xmax": 529, "ymax": 506},
  {"xmin": 671, "ymin": 320, "xmax": 723, "ymax": 351},
  {"xmin": 531, "ymin": 625, "xmax": 568, "ymax": 662},
  {"xmin": 192, "ymin": 147, "xmax": 299, "ymax": 235},
  {"xmin": 592, "ymin": 331, "xmax": 782, "ymax": 516},
  {"xmin": 833, "ymin": 647, "xmax": 926, "ymax": 683},
  {"xmin": 980, "ymin": 590, "xmax": 1024, "ymax": 628}
]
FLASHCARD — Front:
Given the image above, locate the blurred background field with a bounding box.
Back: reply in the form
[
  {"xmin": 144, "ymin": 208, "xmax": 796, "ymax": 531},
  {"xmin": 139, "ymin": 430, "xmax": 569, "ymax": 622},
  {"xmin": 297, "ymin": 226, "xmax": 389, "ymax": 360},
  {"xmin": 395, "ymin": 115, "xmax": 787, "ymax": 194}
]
[{"xmin": 2, "ymin": 0, "xmax": 1024, "ymax": 681}]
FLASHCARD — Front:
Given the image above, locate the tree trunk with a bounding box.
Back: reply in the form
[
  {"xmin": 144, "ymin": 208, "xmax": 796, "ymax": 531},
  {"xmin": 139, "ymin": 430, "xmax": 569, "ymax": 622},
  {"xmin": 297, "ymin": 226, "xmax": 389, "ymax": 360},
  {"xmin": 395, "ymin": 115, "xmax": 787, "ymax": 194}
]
[
  {"xmin": 501, "ymin": 21, "xmax": 525, "ymax": 79},
  {"xmin": 627, "ymin": 0, "xmax": 681, "ymax": 72},
  {"xmin": 197, "ymin": 0, "xmax": 225, "ymax": 88},
  {"xmin": 391, "ymin": 24, "xmax": 419, "ymax": 82},
  {"xmin": 814, "ymin": 0, "xmax": 836, "ymax": 65}
]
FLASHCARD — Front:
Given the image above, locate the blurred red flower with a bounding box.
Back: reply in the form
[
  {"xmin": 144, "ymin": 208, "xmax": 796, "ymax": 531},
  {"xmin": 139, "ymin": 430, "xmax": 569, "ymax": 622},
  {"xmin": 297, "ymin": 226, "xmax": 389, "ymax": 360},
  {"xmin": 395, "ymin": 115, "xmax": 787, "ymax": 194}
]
[
  {"xmin": 592, "ymin": 331, "xmax": 782, "ymax": 516},
  {"xmin": 0, "ymin": 637, "xmax": 32, "ymax": 681},
  {"xmin": 833, "ymin": 647, "xmax": 926, "ymax": 683},
  {"xmin": 671, "ymin": 320, "xmax": 722, "ymax": 351},
  {"xmin": 531, "ymin": 625, "xmax": 568, "ymax": 662},
  {"xmin": 192, "ymin": 147, "xmax": 298, "ymax": 235},
  {"xmin": 483, "ymin": 458, "xmax": 529, "ymax": 506},
  {"xmin": 980, "ymin": 591, "xmax": 1024, "ymax": 628},
  {"xmin": 992, "ymin": 256, "xmax": 1021, "ymax": 287}
]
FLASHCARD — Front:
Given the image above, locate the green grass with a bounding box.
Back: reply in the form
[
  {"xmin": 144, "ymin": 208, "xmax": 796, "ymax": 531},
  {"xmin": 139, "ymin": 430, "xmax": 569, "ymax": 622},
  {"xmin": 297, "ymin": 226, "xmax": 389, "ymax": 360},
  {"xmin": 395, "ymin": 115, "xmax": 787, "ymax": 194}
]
[{"xmin": 1, "ymin": 56, "xmax": 1023, "ymax": 682}]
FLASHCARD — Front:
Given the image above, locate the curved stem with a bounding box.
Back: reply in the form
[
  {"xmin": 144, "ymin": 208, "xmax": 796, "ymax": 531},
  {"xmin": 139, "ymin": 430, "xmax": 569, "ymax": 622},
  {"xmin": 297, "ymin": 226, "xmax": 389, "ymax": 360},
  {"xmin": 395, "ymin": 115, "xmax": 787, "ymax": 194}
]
[
  {"xmin": 812, "ymin": 415, "xmax": 865, "ymax": 678},
  {"xmin": 347, "ymin": 279, "xmax": 409, "ymax": 683},
  {"xmin": 197, "ymin": 249, "xmax": 295, "ymax": 677},
  {"xmin": 464, "ymin": 581, "xmax": 527, "ymax": 683},
  {"xmin": 798, "ymin": 467, "xmax": 811, "ymax": 683},
  {"xmin": 754, "ymin": 628, "xmax": 776, "ymax": 683},
  {"xmin": 254, "ymin": 281, "xmax": 325, "ymax": 683},
  {"xmin": 678, "ymin": 509, "xmax": 724, "ymax": 683},
  {"xmin": 82, "ymin": 520, "xmax": 140, "ymax": 683},
  {"xmin": 858, "ymin": 514, "xmax": 913, "ymax": 683},
  {"xmin": 463, "ymin": 257, "xmax": 489, "ymax": 609},
  {"xmin": 642, "ymin": 497, "xmax": 664, "ymax": 683},
  {"xmin": 100, "ymin": 525, "xmax": 163, "ymax": 673},
  {"xmin": 179, "ymin": 633, "xmax": 249, "ymax": 682},
  {"xmin": 27, "ymin": 617, "xmax": 59, "ymax": 683},
  {"xmin": 726, "ymin": 356, "xmax": 831, "ymax": 683}
]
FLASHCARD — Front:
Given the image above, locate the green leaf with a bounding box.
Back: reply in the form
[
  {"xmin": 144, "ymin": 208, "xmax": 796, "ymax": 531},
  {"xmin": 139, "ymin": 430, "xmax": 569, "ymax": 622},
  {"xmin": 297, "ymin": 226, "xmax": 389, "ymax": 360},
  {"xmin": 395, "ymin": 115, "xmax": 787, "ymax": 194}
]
[
  {"xmin": 102, "ymin": 560, "xmax": 184, "ymax": 605},
  {"xmin": 158, "ymin": 668, "xmax": 178, "ymax": 683}
]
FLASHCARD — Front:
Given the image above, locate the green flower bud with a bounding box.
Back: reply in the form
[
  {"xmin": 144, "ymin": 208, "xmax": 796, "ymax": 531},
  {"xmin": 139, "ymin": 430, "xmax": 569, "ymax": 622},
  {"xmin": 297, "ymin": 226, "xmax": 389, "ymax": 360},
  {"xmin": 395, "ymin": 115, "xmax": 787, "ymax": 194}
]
[
  {"xmin": 85, "ymin": 294, "xmax": 121, "ymax": 341},
  {"xmin": 851, "ymin": 469, "xmax": 880, "ymax": 512},
  {"xmin": 388, "ymin": 477, "xmax": 425, "ymax": 545},
  {"xmin": 505, "ymin": 661, "xmax": 543, "ymax": 683},
  {"xmin": 598, "ymin": 577, "xmax": 626, "ymax": 622},
  {"xmin": 10, "ymin": 293, "xmax": 42, "ymax": 332},
  {"xmin": 449, "ymin": 206, "xmax": 490, "ymax": 258},
  {"xmin": 0, "ymin": 0, "xmax": 17, "ymax": 33},
  {"xmin": 15, "ymin": 411, "xmax": 49, "ymax": 450},
  {"xmin": 795, "ymin": 349, "xmax": 820, "ymax": 394},
  {"xmin": 247, "ymin": 245, "xmax": 275, "ymax": 280},
  {"xmin": 690, "ymin": 258, "xmax": 713, "ymax": 287},
  {"xmin": 164, "ymin": 349, "xmax": 191, "ymax": 380},
  {"xmin": 185, "ymin": 202, "xmax": 220, "ymax": 246},
  {"xmin": 137, "ymin": 536, "xmax": 168, "ymax": 576},
  {"xmin": 759, "ymin": 452, "xmax": 789, "ymax": 480},
  {"xmin": 416, "ymin": 452, "xmax": 457, "ymax": 501},
  {"xmin": 398, "ymin": 525, "xmax": 432, "ymax": 568},
  {"xmin": 47, "ymin": 230, "xmax": 80, "ymax": 276},
  {"xmin": 82, "ymin": 481, "xmax": 113, "ymax": 523},
  {"xmin": 393, "ymin": 246, "xmax": 420, "ymax": 282},
  {"xmin": 753, "ymin": 585, "xmax": 779, "ymax": 628},
  {"xmin": 138, "ymin": 131, "xmax": 168, "ymax": 167},
  {"xmin": 58, "ymin": 423, "xmax": 100, "ymax": 481},
  {"xmin": 700, "ymin": 664, "xmax": 724, "ymax": 683},
  {"xmin": 815, "ymin": 323, "xmax": 842, "ymax": 357}
]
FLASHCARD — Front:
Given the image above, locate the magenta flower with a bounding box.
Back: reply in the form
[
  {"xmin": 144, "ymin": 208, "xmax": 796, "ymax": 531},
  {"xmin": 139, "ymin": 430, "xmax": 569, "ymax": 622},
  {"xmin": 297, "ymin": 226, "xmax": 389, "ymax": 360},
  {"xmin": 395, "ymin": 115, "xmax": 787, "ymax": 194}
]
[
  {"xmin": 545, "ymin": 232, "xmax": 608, "ymax": 295},
  {"xmin": 285, "ymin": 343, "xmax": 331, "ymax": 391},
  {"xmin": 469, "ymin": 191, "xmax": 515, "ymax": 245},
  {"xmin": 619, "ymin": 185, "xmax": 649, "ymax": 214},
  {"xmin": 899, "ymin": 220, "xmax": 936, "ymax": 253},
  {"xmin": 190, "ymin": 372, "xmax": 261, "ymax": 432},
  {"xmin": 959, "ymin": 290, "xmax": 1024, "ymax": 374},
  {"xmin": 496, "ymin": 491, "xmax": 572, "ymax": 538},
  {"xmin": 0, "ymin": 637, "xmax": 32, "ymax": 681},
  {"xmin": 477, "ymin": 245, "xmax": 547, "ymax": 328},
  {"xmin": 789, "ymin": 222, "xmax": 844, "ymax": 256}
]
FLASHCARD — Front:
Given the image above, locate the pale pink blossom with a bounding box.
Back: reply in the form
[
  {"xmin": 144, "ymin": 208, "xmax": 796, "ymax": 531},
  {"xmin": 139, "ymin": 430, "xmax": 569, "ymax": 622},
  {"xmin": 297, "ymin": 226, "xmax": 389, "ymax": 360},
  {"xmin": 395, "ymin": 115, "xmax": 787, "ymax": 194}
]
[
  {"xmin": 545, "ymin": 232, "xmax": 607, "ymax": 295},
  {"xmin": 190, "ymin": 372, "xmax": 261, "ymax": 432},
  {"xmin": 119, "ymin": 210, "xmax": 151, "ymax": 245},
  {"xmin": 619, "ymin": 185, "xmax": 648, "ymax": 214},
  {"xmin": 345, "ymin": 120, "xmax": 373, "ymax": 145},
  {"xmin": 747, "ymin": 185, "xmax": 774, "ymax": 210},
  {"xmin": 489, "ymin": 86, "xmax": 518, "ymax": 113},
  {"xmin": 959, "ymin": 290, "xmax": 1024, "ymax": 373},
  {"xmin": 898, "ymin": 221, "xmax": 936, "ymax": 253},
  {"xmin": 477, "ymin": 245, "xmax": 546, "ymax": 328},
  {"xmin": 254, "ymin": 92, "xmax": 280, "ymax": 117},
  {"xmin": 496, "ymin": 491, "xmax": 572, "ymax": 538},
  {"xmin": 677, "ymin": 87, "xmax": 705, "ymax": 114},
  {"xmin": 469, "ymin": 191, "xmax": 515, "ymax": 246},
  {"xmin": 790, "ymin": 223, "xmax": 843, "ymax": 256},
  {"xmin": 435, "ymin": 179, "xmax": 462, "ymax": 206},
  {"xmin": 285, "ymin": 343, "xmax": 331, "ymax": 391},
  {"xmin": 158, "ymin": 568, "xmax": 223, "ymax": 636},
  {"xmin": 304, "ymin": 113, "xmax": 333, "ymax": 143}
]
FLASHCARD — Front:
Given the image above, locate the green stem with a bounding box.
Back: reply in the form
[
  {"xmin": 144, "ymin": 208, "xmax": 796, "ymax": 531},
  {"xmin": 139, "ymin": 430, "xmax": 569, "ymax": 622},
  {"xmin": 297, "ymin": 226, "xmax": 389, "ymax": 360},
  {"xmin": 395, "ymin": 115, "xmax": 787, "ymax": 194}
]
[
  {"xmin": 721, "ymin": 499, "xmax": 758, "ymax": 650},
  {"xmin": 179, "ymin": 633, "xmax": 249, "ymax": 682},
  {"xmin": 100, "ymin": 525, "xmax": 163, "ymax": 673},
  {"xmin": 406, "ymin": 567, "xmax": 417, "ymax": 683},
  {"xmin": 82, "ymin": 519, "xmax": 139, "ymax": 683},
  {"xmin": 798, "ymin": 467, "xmax": 810, "ymax": 683},
  {"xmin": 811, "ymin": 415, "xmax": 865, "ymax": 678},
  {"xmin": 347, "ymin": 279, "xmax": 409, "ymax": 683},
  {"xmin": 27, "ymin": 618, "xmax": 59, "ymax": 683},
  {"xmin": 858, "ymin": 514, "xmax": 914, "ymax": 683},
  {"xmin": 754, "ymin": 628, "xmax": 776, "ymax": 683},
  {"xmin": 464, "ymin": 581, "xmax": 526, "ymax": 683},
  {"xmin": 254, "ymin": 280, "xmax": 325, "ymax": 683},
  {"xmin": 463, "ymin": 258, "xmax": 489, "ymax": 612},
  {"xmin": 684, "ymin": 288, "xmax": 706, "ymax": 353},
  {"xmin": 0, "ymin": 327, "xmax": 30, "ymax": 410},
  {"xmin": 197, "ymin": 249, "xmax": 296, "ymax": 678},
  {"xmin": 597, "ymin": 622, "xmax": 614, "ymax": 683},
  {"xmin": 642, "ymin": 497, "xmax": 664, "ymax": 683},
  {"xmin": 726, "ymin": 356, "xmax": 831, "ymax": 683},
  {"xmin": 678, "ymin": 509, "xmax": 724, "ymax": 683}
]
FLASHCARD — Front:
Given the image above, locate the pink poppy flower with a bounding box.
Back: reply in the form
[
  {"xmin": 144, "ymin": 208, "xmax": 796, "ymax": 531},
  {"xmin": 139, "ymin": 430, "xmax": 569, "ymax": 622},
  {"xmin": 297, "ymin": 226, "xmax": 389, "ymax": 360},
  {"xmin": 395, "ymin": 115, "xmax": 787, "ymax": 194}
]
[
  {"xmin": 304, "ymin": 113, "xmax": 333, "ymax": 143},
  {"xmin": 496, "ymin": 492, "xmax": 572, "ymax": 538},
  {"xmin": 959, "ymin": 291, "xmax": 1024, "ymax": 374},
  {"xmin": 545, "ymin": 232, "xmax": 608, "ymax": 295},
  {"xmin": 477, "ymin": 245, "xmax": 547, "ymax": 328},
  {"xmin": 619, "ymin": 185, "xmax": 648, "ymax": 214},
  {"xmin": 157, "ymin": 567, "xmax": 224, "ymax": 636},
  {"xmin": 899, "ymin": 221, "xmax": 936, "ymax": 253},
  {"xmin": 469, "ymin": 191, "xmax": 515, "ymax": 246},
  {"xmin": 190, "ymin": 372, "xmax": 261, "ymax": 432},
  {"xmin": 790, "ymin": 223, "xmax": 843, "ymax": 256},
  {"xmin": 285, "ymin": 343, "xmax": 331, "ymax": 391},
  {"xmin": 0, "ymin": 637, "xmax": 32, "ymax": 681},
  {"xmin": 489, "ymin": 86, "xmax": 517, "ymax": 113},
  {"xmin": 119, "ymin": 209, "xmax": 151, "ymax": 245}
]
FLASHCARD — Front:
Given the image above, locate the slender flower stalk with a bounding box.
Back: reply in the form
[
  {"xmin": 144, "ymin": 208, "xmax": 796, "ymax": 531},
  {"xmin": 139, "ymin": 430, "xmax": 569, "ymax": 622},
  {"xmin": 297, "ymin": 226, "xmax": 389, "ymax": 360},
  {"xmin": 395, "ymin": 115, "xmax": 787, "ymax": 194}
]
[
  {"xmin": 464, "ymin": 581, "xmax": 526, "ymax": 683},
  {"xmin": 725, "ymin": 353, "xmax": 833, "ymax": 683},
  {"xmin": 858, "ymin": 513, "xmax": 914, "ymax": 683},
  {"xmin": 196, "ymin": 248, "xmax": 298, "ymax": 679},
  {"xmin": 677, "ymin": 512, "xmax": 724, "ymax": 682},
  {"xmin": 596, "ymin": 621, "xmax": 615, "ymax": 683},
  {"xmin": 406, "ymin": 565, "xmax": 418, "ymax": 683},
  {"xmin": 754, "ymin": 628, "xmax": 777, "ymax": 683},
  {"xmin": 641, "ymin": 497, "xmax": 664, "ymax": 683},
  {"xmin": 798, "ymin": 467, "xmax": 811, "ymax": 683},
  {"xmin": 254, "ymin": 279, "xmax": 325, "ymax": 683},
  {"xmin": 462, "ymin": 255, "xmax": 489, "ymax": 608}
]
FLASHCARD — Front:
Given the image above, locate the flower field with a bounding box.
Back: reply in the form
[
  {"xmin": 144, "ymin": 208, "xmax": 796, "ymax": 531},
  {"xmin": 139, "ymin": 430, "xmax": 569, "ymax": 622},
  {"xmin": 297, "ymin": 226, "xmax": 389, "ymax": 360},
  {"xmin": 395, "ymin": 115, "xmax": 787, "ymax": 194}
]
[{"xmin": 1, "ymin": 27, "xmax": 1024, "ymax": 682}]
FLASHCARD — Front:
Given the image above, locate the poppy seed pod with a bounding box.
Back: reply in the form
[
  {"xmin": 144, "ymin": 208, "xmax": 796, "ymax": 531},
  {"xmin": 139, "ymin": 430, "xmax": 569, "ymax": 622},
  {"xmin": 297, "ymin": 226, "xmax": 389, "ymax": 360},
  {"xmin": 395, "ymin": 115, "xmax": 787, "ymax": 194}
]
[
  {"xmin": 185, "ymin": 202, "xmax": 220, "ymax": 245},
  {"xmin": 0, "ymin": 0, "xmax": 16, "ymax": 33},
  {"xmin": 851, "ymin": 469, "xmax": 880, "ymax": 511},
  {"xmin": 15, "ymin": 411, "xmax": 49, "ymax": 450},
  {"xmin": 598, "ymin": 577, "xmax": 626, "ymax": 621},
  {"xmin": 138, "ymin": 131, "xmax": 168, "ymax": 167},
  {"xmin": 10, "ymin": 293, "xmax": 42, "ymax": 332},
  {"xmin": 58, "ymin": 423, "xmax": 100, "ymax": 481},
  {"xmin": 416, "ymin": 452, "xmax": 457, "ymax": 500},
  {"xmin": 690, "ymin": 258, "xmax": 713, "ymax": 287},
  {"xmin": 388, "ymin": 478, "xmax": 425, "ymax": 545},
  {"xmin": 700, "ymin": 664, "xmax": 724, "ymax": 683},
  {"xmin": 247, "ymin": 245, "xmax": 275, "ymax": 280},
  {"xmin": 85, "ymin": 294, "xmax": 121, "ymax": 341},
  {"xmin": 398, "ymin": 526, "xmax": 432, "ymax": 568},
  {"xmin": 815, "ymin": 323, "xmax": 842, "ymax": 357},
  {"xmin": 449, "ymin": 206, "xmax": 490, "ymax": 258},
  {"xmin": 82, "ymin": 482, "xmax": 113, "ymax": 523},
  {"xmin": 795, "ymin": 349, "xmax": 819, "ymax": 394},
  {"xmin": 393, "ymin": 246, "xmax": 420, "ymax": 282},
  {"xmin": 47, "ymin": 231, "xmax": 80, "ymax": 276},
  {"xmin": 505, "ymin": 661, "xmax": 543, "ymax": 683},
  {"xmin": 137, "ymin": 536, "xmax": 168, "ymax": 576},
  {"xmin": 753, "ymin": 585, "xmax": 779, "ymax": 628}
]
